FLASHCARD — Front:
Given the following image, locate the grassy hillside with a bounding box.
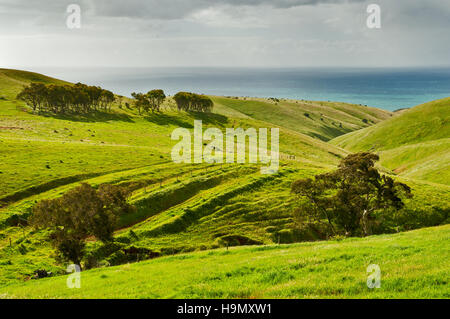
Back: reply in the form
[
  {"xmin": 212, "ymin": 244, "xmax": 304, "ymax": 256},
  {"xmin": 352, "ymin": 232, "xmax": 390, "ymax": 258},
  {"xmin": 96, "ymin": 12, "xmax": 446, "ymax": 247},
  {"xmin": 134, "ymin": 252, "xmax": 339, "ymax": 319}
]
[
  {"xmin": 0, "ymin": 68, "xmax": 69, "ymax": 99},
  {"xmin": 331, "ymin": 98, "xmax": 450, "ymax": 185},
  {"xmin": 1, "ymin": 225, "xmax": 448, "ymax": 299},
  {"xmin": 0, "ymin": 69, "xmax": 353, "ymax": 202},
  {"xmin": 0, "ymin": 69, "xmax": 350, "ymax": 284},
  {"xmin": 0, "ymin": 69, "xmax": 448, "ymax": 295},
  {"xmin": 212, "ymin": 96, "xmax": 392, "ymax": 141}
]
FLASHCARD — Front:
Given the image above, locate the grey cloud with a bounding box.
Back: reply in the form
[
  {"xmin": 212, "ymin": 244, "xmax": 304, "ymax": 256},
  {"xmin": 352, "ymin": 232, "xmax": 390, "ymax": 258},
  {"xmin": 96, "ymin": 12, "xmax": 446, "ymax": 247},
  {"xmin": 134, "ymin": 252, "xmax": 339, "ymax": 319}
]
[
  {"xmin": 91, "ymin": 0, "xmax": 366, "ymax": 19},
  {"xmin": 1, "ymin": 0, "xmax": 450, "ymax": 68},
  {"xmin": 0, "ymin": 0, "xmax": 366, "ymax": 20}
]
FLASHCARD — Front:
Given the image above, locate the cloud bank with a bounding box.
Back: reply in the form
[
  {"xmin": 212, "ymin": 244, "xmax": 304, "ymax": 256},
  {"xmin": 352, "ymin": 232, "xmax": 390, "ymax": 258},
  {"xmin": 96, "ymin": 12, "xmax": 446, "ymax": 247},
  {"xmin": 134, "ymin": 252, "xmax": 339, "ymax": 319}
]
[{"xmin": 0, "ymin": 0, "xmax": 449, "ymax": 68}]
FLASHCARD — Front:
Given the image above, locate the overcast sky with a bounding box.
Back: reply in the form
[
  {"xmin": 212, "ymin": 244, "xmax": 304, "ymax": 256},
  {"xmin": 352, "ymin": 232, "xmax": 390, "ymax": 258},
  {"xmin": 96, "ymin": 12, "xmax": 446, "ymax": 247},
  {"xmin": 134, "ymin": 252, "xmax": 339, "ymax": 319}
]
[{"xmin": 1, "ymin": 0, "xmax": 449, "ymax": 68}]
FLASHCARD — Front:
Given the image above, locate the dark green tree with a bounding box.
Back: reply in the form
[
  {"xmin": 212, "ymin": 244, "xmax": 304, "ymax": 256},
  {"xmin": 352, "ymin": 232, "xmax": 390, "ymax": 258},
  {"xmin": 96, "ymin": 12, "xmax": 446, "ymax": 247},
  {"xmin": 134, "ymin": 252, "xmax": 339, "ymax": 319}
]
[
  {"xmin": 131, "ymin": 92, "xmax": 149, "ymax": 114},
  {"xmin": 16, "ymin": 82, "xmax": 47, "ymax": 112},
  {"xmin": 291, "ymin": 152, "xmax": 412, "ymax": 237},
  {"xmin": 147, "ymin": 89, "xmax": 166, "ymax": 112},
  {"xmin": 31, "ymin": 183, "xmax": 133, "ymax": 266},
  {"xmin": 17, "ymin": 82, "xmax": 116, "ymax": 115},
  {"xmin": 173, "ymin": 92, "xmax": 213, "ymax": 112}
]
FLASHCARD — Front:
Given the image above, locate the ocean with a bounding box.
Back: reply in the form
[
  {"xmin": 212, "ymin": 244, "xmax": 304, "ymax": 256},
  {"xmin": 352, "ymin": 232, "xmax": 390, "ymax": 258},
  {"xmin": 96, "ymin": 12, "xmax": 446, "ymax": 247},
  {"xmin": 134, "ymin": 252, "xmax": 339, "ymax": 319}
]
[{"xmin": 27, "ymin": 67, "xmax": 450, "ymax": 111}]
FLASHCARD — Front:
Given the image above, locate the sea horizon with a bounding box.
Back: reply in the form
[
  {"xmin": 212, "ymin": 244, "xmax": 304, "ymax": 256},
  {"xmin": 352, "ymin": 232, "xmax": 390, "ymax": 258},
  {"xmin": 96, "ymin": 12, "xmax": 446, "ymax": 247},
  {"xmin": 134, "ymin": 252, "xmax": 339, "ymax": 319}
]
[{"xmin": 14, "ymin": 66, "xmax": 450, "ymax": 112}]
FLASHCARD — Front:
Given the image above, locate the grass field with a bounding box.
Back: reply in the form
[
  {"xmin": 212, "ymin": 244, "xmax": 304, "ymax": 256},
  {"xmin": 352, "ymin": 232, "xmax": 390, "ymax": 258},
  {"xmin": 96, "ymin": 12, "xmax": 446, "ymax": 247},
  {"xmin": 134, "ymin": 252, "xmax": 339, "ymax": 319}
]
[
  {"xmin": 1, "ymin": 225, "xmax": 448, "ymax": 299},
  {"xmin": 212, "ymin": 96, "xmax": 392, "ymax": 141},
  {"xmin": 0, "ymin": 69, "xmax": 448, "ymax": 298},
  {"xmin": 331, "ymin": 98, "xmax": 450, "ymax": 185}
]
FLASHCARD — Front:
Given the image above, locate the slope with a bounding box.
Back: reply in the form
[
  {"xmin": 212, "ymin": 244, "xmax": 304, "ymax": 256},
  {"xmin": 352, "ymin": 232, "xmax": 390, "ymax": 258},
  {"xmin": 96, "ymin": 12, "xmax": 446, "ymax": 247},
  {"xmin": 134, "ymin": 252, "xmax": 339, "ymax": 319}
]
[
  {"xmin": 1, "ymin": 225, "xmax": 448, "ymax": 298},
  {"xmin": 212, "ymin": 96, "xmax": 392, "ymax": 141},
  {"xmin": 0, "ymin": 69, "xmax": 447, "ymax": 288},
  {"xmin": 0, "ymin": 69, "xmax": 350, "ymax": 283},
  {"xmin": 331, "ymin": 97, "xmax": 450, "ymax": 185},
  {"xmin": 0, "ymin": 68, "xmax": 70, "ymax": 99}
]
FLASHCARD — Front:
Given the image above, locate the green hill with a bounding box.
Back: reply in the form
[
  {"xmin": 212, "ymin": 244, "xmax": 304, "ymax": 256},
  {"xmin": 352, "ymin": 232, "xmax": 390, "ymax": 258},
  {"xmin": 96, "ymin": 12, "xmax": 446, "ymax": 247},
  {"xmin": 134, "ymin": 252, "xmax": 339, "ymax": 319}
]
[
  {"xmin": 1, "ymin": 225, "xmax": 449, "ymax": 299},
  {"xmin": 0, "ymin": 69, "xmax": 448, "ymax": 296},
  {"xmin": 212, "ymin": 96, "xmax": 392, "ymax": 141},
  {"xmin": 0, "ymin": 69, "xmax": 354, "ymax": 284},
  {"xmin": 331, "ymin": 98, "xmax": 450, "ymax": 185},
  {"xmin": 0, "ymin": 68, "xmax": 69, "ymax": 99}
]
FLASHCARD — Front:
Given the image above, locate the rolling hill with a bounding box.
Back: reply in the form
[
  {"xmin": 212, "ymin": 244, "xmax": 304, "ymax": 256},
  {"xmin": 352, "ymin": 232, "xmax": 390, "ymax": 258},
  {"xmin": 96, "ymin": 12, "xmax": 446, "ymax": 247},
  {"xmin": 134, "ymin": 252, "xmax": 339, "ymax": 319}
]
[
  {"xmin": 0, "ymin": 69, "xmax": 448, "ymax": 297},
  {"xmin": 331, "ymin": 98, "xmax": 450, "ymax": 185},
  {"xmin": 212, "ymin": 96, "xmax": 392, "ymax": 141},
  {"xmin": 1, "ymin": 225, "xmax": 449, "ymax": 298},
  {"xmin": 0, "ymin": 68, "xmax": 69, "ymax": 99}
]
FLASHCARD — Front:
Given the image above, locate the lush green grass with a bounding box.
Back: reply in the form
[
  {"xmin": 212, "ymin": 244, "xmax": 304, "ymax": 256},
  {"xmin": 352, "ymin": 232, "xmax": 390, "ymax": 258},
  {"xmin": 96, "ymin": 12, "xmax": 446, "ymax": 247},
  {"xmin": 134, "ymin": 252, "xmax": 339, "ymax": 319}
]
[
  {"xmin": 0, "ymin": 70, "xmax": 347, "ymax": 199},
  {"xmin": 1, "ymin": 225, "xmax": 448, "ymax": 299},
  {"xmin": 212, "ymin": 96, "xmax": 392, "ymax": 141},
  {"xmin": 0, "ymin": 68, "xmax": 70, "ymax": 100},
  {"xmin": 0, "ymin": 69, "xmax": 347, "ymax": 284},
  {"xmin": 0, "ymin": 69, "xmax": 448, "ymax": 297},
  {"xmin": 2, "ymin": 161, "xmax": 447, "ymax": 286},
  {"xmin": 379, "ymin": 139, "xmax": 450, "ymax": 185},
  {"xmin": 331, "ymin": 98, "xmax": 450, "ymax": 185},
  {"xmin": 331, "ymin": 98, "xmax": 450, "ymax": 150}
]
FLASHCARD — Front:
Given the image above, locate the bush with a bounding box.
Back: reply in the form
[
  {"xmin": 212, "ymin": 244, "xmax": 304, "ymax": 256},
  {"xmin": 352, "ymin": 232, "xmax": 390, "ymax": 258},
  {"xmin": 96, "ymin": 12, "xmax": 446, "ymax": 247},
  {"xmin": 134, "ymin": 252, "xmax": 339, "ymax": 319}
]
[
  {"xmin": 291, "ymin": 152, "xmax": 412, "ymax": 237},
  {"xmin": 31, "ymin": 183, "xmax": 134, "ymax": 265},
  {"xmin": 173, "ymin": 92, "xmax": 213, "ymax": 112},
  {"xmin": 216, "ymin": 235, "xmax": 262, "ymax": 247}
]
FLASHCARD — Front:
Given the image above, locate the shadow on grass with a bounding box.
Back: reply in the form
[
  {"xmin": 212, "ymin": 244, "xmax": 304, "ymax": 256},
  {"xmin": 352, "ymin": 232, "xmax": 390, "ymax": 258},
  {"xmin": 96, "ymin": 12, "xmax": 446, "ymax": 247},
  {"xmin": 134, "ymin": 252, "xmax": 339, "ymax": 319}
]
[
  {"xmin": 144, "ymin": 113, "xmax": 194, "ymax": 128},
  {"xmin": 309, "ymin": 124, "xmax": 352, "ymax": 142},
  {"xmin": 186, "ymin": 111, "xmax": 229, "ymax": 126},
  {"xmin": 144, "ymin": 112, "xmax": 229, "ymax": 128},
  {"xmin": 37, "ymin": 110, "xmax": 134, "ymax": 123}
]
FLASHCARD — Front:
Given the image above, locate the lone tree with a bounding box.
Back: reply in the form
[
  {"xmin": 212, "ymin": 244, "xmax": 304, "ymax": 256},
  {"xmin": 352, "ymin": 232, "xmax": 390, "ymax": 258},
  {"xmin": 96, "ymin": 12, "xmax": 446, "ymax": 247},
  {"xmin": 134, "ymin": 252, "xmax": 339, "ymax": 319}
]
[
  {"xmin": 31, "ymin": 183, "xmax": 133, "ymax": 266},
  {"xmin": 291, "ymin": 152, "xmax": 412, "ymax": 237}
]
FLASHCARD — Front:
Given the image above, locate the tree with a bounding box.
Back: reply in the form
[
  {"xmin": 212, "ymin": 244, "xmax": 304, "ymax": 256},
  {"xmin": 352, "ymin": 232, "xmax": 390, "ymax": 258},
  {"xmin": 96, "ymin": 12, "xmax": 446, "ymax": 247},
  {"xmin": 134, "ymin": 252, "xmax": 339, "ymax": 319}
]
[
  {"xmin": 131, "ymin": 92, "xmax": 149, "ymax": 115},
  {"xmin": 31, "ymin": 183, "xmax": 133, "ymax": 266},
  {"xmin": 100, "ymin": 89, "xmax": 115, "ymax": 112},
  {"xmin": 173, "ymin": 92, "xmax": 213, "ymax": 112},
  {"xmin": 173, "ymin": 92, "xmax": 190, "ymax": 111},
  {"xmin": 147, "ymin": 89, "xmax": 166, "ymax": 112},
  {"xmin": 291, "ymin": 152, "xmax": 412, "ymax": 237},
  {"xmin": 17, "ymin": 82, "xmax": 115, "ymax": 115},
  {"xmin": 17, "ymin": 82, "xmax": 47, "ymax": 112}
]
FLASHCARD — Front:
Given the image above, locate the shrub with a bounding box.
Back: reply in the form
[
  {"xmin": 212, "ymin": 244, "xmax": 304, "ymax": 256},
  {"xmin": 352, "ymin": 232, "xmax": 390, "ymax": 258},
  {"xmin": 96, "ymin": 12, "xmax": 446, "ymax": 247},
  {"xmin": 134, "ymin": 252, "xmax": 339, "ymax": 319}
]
[
  {"xmin": 292, "ymin": 152, "xmax": 412, "ymax": 237},
  {"xmin": 31, "ymin": 183, "xmax": 134, "ymax": 266}
]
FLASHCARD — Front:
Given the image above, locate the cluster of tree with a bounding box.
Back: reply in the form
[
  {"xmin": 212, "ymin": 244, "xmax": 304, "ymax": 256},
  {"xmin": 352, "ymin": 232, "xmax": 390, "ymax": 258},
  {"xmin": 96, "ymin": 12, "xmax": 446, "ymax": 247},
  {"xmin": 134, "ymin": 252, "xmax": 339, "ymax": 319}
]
[
  {"xmin": 31, "ymin": 183, "xmax": 134, "ymax": 267},
  {"xmin": 131, "ymin": 89, "xmax": 166, "ymax": 114},
  {"xmin": 291, "ymin": 152, "xmax": 412, "ymax": 237},
  {"xmin": 17, "ymin": 82, "xmax": 115, "ymax": 114},
  {"xmin": 173, "ymin": 92, "xmax": 213, "ymax": 112}
]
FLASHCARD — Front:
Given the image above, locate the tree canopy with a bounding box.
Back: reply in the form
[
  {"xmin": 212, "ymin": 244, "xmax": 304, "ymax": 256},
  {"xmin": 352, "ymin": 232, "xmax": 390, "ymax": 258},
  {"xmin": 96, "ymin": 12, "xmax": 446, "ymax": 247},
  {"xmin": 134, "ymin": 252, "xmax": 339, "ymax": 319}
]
[
  {"xmin": 17, "ymin": 82, "xmax": 115, "ymax": 114},
  {"xmin": 173, "ymin": 92, "xmax": 213, "ymax": 112},
  {"xmin": 291, "ymin": 152, "xmax": 412, "ymax": 237},
  {"xmin": 31, "ymin": 183, "xmax": 133, "ymax": 266},
  {"xmin": 131, "ymin": 89, "xmax": 166, "ymax": 114}
]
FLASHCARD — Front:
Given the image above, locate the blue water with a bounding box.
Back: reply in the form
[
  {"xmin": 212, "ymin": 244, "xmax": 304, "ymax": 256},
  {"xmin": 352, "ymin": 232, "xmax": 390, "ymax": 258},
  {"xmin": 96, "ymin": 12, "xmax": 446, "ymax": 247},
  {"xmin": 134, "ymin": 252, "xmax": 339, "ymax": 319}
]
[{"xmin": 30, "ymin": 67, "xmax": 450, "ymax": 111}]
